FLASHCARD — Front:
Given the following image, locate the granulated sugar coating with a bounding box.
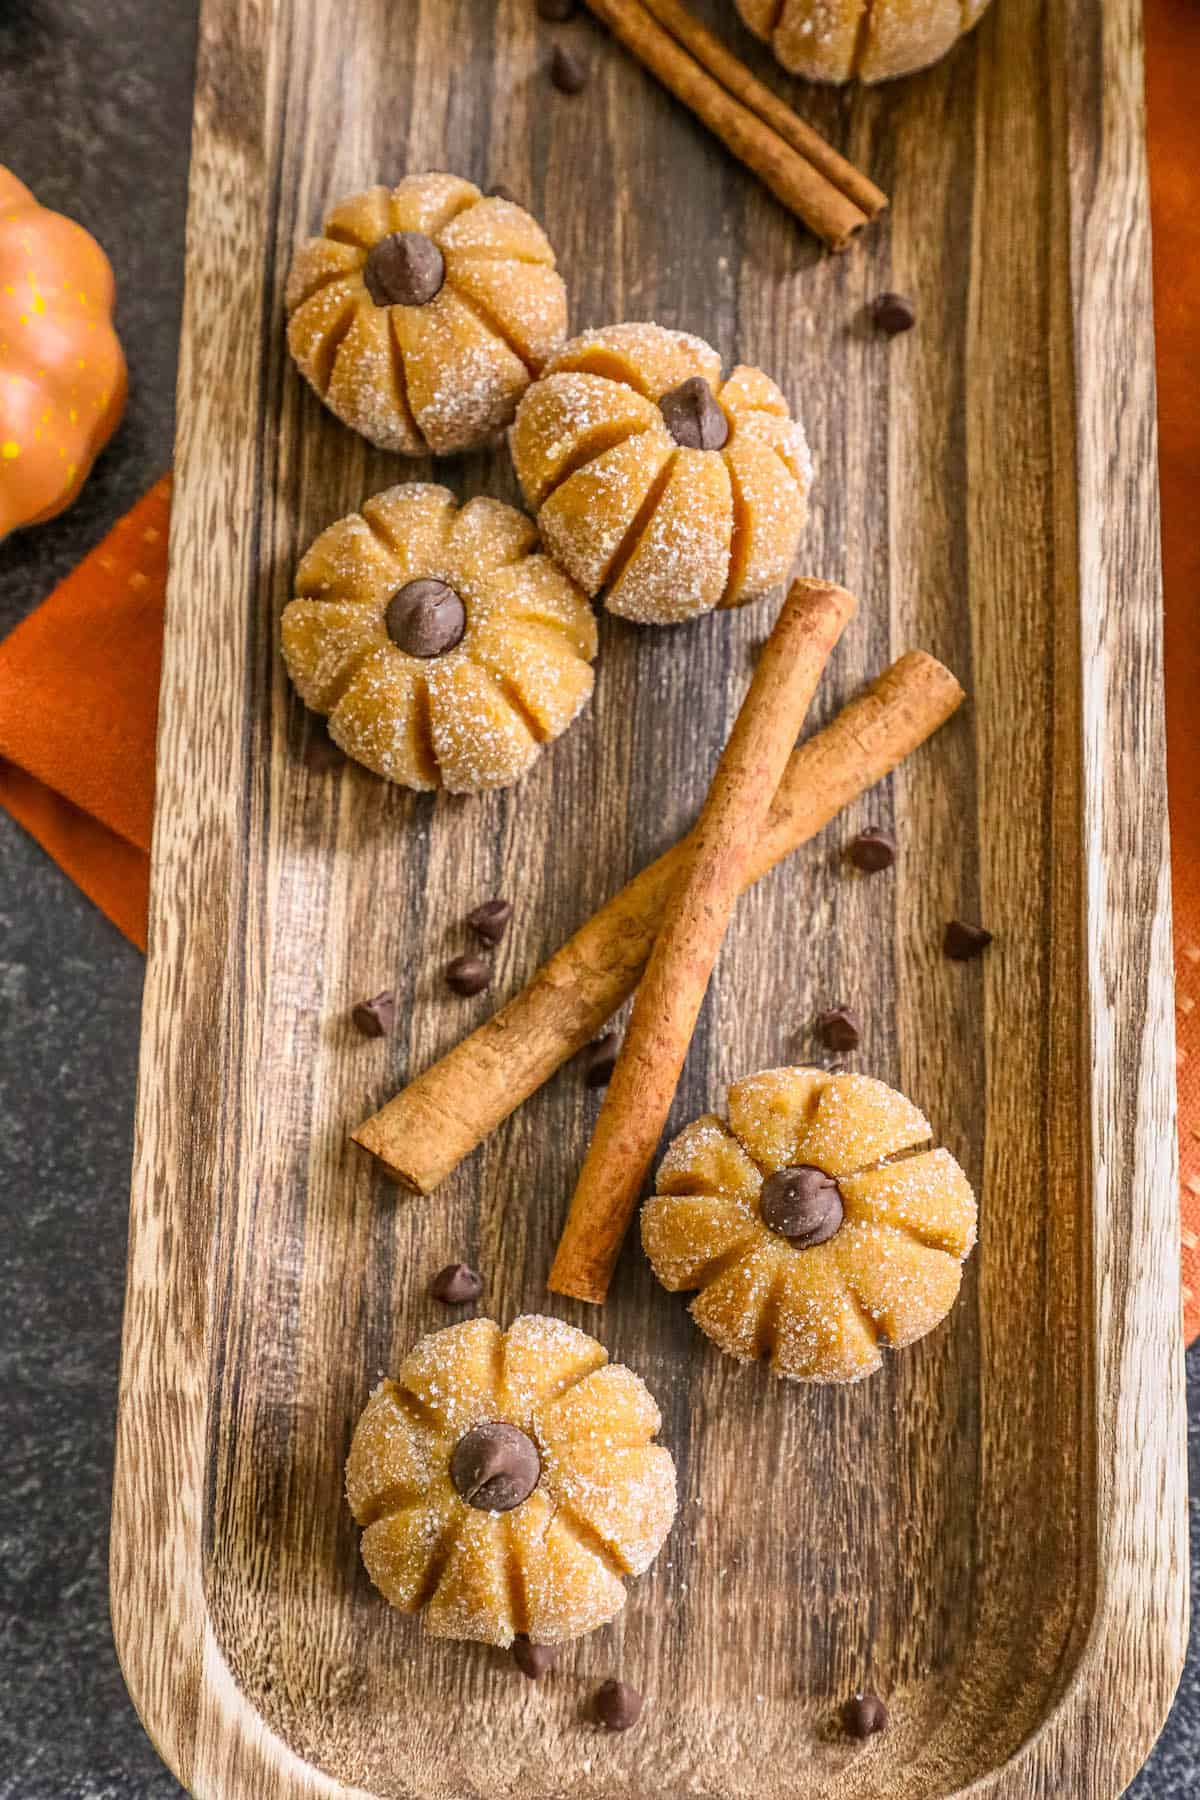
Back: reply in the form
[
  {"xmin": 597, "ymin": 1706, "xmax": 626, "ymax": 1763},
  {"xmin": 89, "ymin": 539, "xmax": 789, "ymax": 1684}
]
[
  {"xmin": 280, "ymin": 485, "xmax": 597, "ymax": 793},
  {"xmin": 642, "ymin": 1067, "xmax": 978, "ymax": 1383},
  {"xmin": 736, "ymin": 0, "xmax": 986, "ymax": 86},
  {"xmin": 285, "ymin": 173, "xmax": 567, "ymax": 455},
  {"xmin": 510, "ymin": 321, "xmax": 813, "ymax": 624},
  {"xmin": 346, "ymin": 1316, "xmax": 677, "ymax": 1647}
]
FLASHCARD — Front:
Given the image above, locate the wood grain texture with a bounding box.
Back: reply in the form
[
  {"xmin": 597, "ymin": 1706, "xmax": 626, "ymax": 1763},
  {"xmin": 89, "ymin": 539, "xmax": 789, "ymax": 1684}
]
[{"xmin": 110, "ymin": 0, "xmax": 1186, "ymax": 1795}]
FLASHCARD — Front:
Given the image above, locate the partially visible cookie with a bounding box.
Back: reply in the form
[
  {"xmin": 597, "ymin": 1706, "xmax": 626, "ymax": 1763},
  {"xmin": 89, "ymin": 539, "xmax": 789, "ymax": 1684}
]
[
  {"xmin": 735, "ymin": 0, "xmax": 990, "ymax": 84},
  {"xmin": 511, "ymin": 322, "xmax": 812, "ymax": 625},
  {"xmin": 286, "ymin": 174, "xmax": 568, "ymax": 454},
  {"xmin": 281, "ymin": 485, "xmax": 597, "ymax": 793},
  {"xmin": 642, "ymin": 1067, "xmax": 977, "ymax": 1382}
]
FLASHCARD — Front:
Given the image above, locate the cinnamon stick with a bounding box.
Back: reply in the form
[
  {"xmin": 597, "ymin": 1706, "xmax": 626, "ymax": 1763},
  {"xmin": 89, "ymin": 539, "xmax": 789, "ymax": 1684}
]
[
  {"xmin": 548, "ymin": 577, "xmax": 855, "ymax": 1303},
  {"xmin": 352, "ymin": 648, "xmax": 964, "ymax": 1194},
  {"xmin": 582, "ymin": 0, "xmax": 874, "ymax": 251},
  {"xmin": 640, "ymin": 0, "xmax": 887, "ymax": 221}
]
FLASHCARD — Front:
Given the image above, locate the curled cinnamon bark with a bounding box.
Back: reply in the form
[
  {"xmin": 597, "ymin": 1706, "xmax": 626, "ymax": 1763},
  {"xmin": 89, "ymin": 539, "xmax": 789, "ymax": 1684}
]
[{"xmin": 352, "ymin": 648, "xmax": 965, "ymax": 1196}]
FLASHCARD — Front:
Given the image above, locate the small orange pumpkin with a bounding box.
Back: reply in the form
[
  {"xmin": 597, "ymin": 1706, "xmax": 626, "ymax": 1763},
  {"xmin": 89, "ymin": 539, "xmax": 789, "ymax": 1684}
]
[{"xmin": 0, "ymin": 167, "xmax": 127, "ymax": 538}]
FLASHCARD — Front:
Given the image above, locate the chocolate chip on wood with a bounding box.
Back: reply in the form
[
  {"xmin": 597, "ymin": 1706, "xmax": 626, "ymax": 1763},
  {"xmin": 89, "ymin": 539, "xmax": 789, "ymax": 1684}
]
[
  {"xmin": 842, "ymin": 1692, "xmax": 888, "ymax": 1738},
  {"xmin": 944, "ymin": 919, "xmax": 992, "ymax": 960},
  {"xmin": 550, "ymin": 45, "xmax": 588, "ymax": 91},
  {"xmin": 467, "ymin": 898, "xmax": 513, "ymax": 944},
  {"xmin": 817, "ymin": 1004, "xmax": 860, "ymax": 1052},
  {"xmin": 537, "ymin": 0, "xmax": 576, "ymax": 16},
  {"xmin": 594, "ymin": 1679, "xmax": 643, "ymax": 1730},
  {"xmin": 869, "ymin": 292, "xmax": 915, "ymax": 335},
  {"xmin": 513, "ymin": 1635, "xmax": 557, "ymax": 1679},
  {"xmin": 352, "ymin": 992, "xmax": 396, "ymax": 1038},
  {"xmin": 430, "ymin": 1262, "xmax": 484, "ymax": 1304},
  {"xmin": 847, "ymin": 826, "xmax": 895, "ymax": 871},
  {"xmin": 446, "ymin": 955, "xmax": 491, "ymax": 996}
]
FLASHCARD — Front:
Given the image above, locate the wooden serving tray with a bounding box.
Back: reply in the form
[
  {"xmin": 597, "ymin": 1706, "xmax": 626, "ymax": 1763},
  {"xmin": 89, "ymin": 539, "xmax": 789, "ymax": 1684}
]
[{"xmin": 111, "ymin": 0, "xmax": 1187, "ymax": 1793}]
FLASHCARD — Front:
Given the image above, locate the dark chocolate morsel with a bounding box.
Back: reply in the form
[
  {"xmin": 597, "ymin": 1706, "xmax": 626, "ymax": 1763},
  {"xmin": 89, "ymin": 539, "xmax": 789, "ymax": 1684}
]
[
  {"xmin": 513, "ymin": 1635, "xmax": 558, "ymax": 1679},
  {"xmin": 430, "ymin": 1262, "xmax": 484, "ymax": 1304},
  {"xmin": 944, "ymin": 918, "xmax": 993, "ymax": 960},
  {"xmin": 467, "ymin": 898, "xmax": 513, "ymax": 944},
  {"xmin": 658, "ymin": 375, "xmax": 729, "ymax": 451},
  {"xmin": 869, "ymin": 292, "xmax": 915, "ymax": 336},
  {"xmin": 363, "ymin": 231, "xmax": 445, "ymax": 307},
  {"xmin": 537, "ymin": 0, "xmax": 576, "ymax": 18},
  {"xmin": 842, "ymin": 1692, "xmax": 889, "ymax": 1738},
  {"xmin": 449, "ymin": 1421, "xmax": 540, "ymax": 1511},
  {"xmin": 385, "ymin": 578, "xmax": 466, "ymax": 658},
  {"xmin": 446, "ymin": 954, "xmax": 492, "ymax": 996},
  {"xmin": 594, "ymin": 1678, "xmax": 643, "ymax": 1730},
  {"xmin": 584, "ymin": 1031, "xmax": 620, "ymax": 1088},
  {"xmin": 550, "ymin": 44, "xmax": 588, "ymax": 93},
  {"xmin": 760, "ymin": 1164, "xmax": 844, "ymax": 1247},
  {"xmin": 847, "ymin": 827, "xmax": 896, "ymax": 873},
  {"xmin": 817, "ymin": 1004, "xmax": 861, "ymax": 1052},
  {"xmin": 487, "ymin": 184, "xmax": 521, "ymax": 204},
  {"xmin": 351, "ymin": 991, "xmax": 396, "ymax": 1038}
]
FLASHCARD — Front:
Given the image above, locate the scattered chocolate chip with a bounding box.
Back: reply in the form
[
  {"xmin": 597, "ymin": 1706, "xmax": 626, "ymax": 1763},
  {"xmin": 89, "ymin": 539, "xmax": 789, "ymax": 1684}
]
[
  {"xmin": 550, "ymin": 44, "xmax": 588, "ymax": 93},
  {"xmin": 842, "ymin": 1692, "xmax": 888, "ymax": 1738},
  {"xmin": 817, "ymin": 1004, "xmax": 861, "ymax": 1052},
  {"xmin": 385, "ymin": 578, "xmax": 466, "ymax": 659},
  {"xmin": 430, "ymin": 1262, "xmax": 484, "ymax": 1304},
  {"xmin": 303, "ymin": 717, "xmax": 346, "ymax": 771},
  {"xmin": 537, "ymin": 0, "xmax": 576, "ymax": 17},
  {"xmin": 943, "ymin": 919, "xmax": 993, "ymax": 961},
  {"xmin": 351, "ymin": 991, "xmax": 396, "ymax": 1038},
  {"xmin": 363, "ymin": 230, "xmax": 446, "ymax": 307},
  {"xmin": 449, "ymin": 1422, "xmax": 540, "ymax": 1512},
  {"xmin": 594, "ymin": 1678, "xmax": 643, "ymax": 1731},
  {"xmin": 584, "ymin": 1030, "xmax": 620, "ymax": 1088},
  {"xmin": 467, "ymin": 898, "xmax": 513, "ymax": 944},
  {"xmin": 513, "ymin": 1635, "xmax": 557, "ymax": 1679},
  {"xmin": 446, "ymin": 954, "xmax": 492, "ymax": 996},
  {"xmin": 487, "ymin": 184, "xmax": 521, "ymax": 204},
  {"xmin": 658, "ymin": 375, "xmax": 729, "ymax": 451},
  {"xmin": 869, "ymin": 291, "xmax": 915, "ymax": 336},
  {"xmin": 847, "ymin": 826, "xmax": 895, "ymax": 873},
  {"xmin": 760, "ymin": 1164, "xmax": 844, "ymax": 1246}
]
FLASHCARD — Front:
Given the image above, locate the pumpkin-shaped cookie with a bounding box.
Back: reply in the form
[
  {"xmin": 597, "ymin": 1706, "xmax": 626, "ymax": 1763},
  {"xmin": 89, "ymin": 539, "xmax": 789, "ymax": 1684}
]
[
  {"xmin": 347, "ymin": 1315, "xmax": 677, "ymax": 1647},
  {"xmin": 736, "ymin": 0, "xmax": 994, "ymax": 83},
  {"xmin": 286, "ymin": 174, "xmax": 568, "ymax": 455},
  {"xmin": 282, "ymin": 484, "xmax": 598, "ymax": 793},
  {"xmin": 0, "ymin": 167, "xmax": 126, "ymax": 538},
  {"xmin": 510, "ymin": 322, "xmax": 812, "ymax": 625},
  {"xmin": 642, "ymin": 1067, "xmax": 977, "ymax": 1382}
]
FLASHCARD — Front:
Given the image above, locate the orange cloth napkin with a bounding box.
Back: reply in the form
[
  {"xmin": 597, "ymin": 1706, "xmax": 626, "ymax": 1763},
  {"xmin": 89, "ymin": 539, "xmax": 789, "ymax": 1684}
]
[
  {"xmin": 0, "ymin": 473, "xmax": 169, "ymax": 950},
  {"xmin": 1146, "ymin": 0, "xmax": 1200, "ymax": 1335},
  {"xmin": 0, "ymin": 11, "xmax": 1196, "ymax": 1327}
]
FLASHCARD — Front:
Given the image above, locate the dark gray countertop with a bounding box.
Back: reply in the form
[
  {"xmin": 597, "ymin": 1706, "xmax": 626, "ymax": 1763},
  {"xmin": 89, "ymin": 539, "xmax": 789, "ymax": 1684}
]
[{"xmin": 0, "ymin": 3, "xmax": 1194, "ymax": 1794}]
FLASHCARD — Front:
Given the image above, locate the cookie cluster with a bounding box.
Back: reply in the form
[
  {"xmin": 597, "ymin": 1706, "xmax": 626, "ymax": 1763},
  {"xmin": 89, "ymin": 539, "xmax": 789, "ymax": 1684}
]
[{"xmin": 283, "ymin": 173, "xmax": 812, "ymax": 791}]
